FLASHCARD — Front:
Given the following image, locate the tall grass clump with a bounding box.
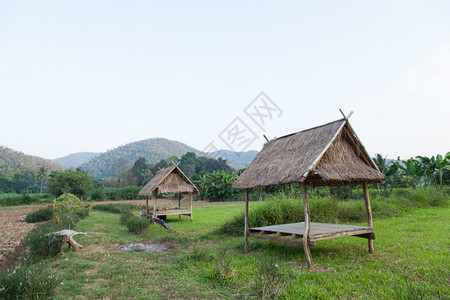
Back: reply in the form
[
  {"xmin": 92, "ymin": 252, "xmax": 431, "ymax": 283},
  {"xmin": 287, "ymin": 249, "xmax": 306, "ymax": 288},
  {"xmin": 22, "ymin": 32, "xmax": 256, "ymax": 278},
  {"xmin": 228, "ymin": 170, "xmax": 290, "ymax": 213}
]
[
  {"xmin": 0, "ymin": 262, "xmax": 62, "ymax": 299},
  {"xmin": 25, "ymin": 222, "xmax": 65, "ymax": 260},
  {"xmin": 219, "ymin": 189, "xmax": 449, "ymax": 236}
]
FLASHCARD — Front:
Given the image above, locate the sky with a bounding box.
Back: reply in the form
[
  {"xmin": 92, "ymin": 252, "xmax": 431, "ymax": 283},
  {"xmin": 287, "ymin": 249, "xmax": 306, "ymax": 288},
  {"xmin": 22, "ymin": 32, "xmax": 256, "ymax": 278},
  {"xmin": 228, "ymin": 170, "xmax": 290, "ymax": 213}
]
[{"xmin": 0, "ymin": 1, "xmax": 449, "ymax": 160}]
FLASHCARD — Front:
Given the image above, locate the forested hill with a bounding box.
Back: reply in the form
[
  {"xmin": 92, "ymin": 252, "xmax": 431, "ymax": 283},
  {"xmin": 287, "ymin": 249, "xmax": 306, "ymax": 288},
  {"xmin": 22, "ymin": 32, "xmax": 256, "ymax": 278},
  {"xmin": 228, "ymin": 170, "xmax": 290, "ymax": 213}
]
[
  {"xmin": 52, "ymin": 152, "xmax": 101, "ymax": 168},
  {"xmin": 208, "ymin": 150, "xmax": 258, "ymax": 169},
  {"xmin": 0, "ymin": 146, "xmax": 66, "ymax": 177},
  {"xmin": 80, "ymin": 138, "xmax": 203, "ymax": 179}
]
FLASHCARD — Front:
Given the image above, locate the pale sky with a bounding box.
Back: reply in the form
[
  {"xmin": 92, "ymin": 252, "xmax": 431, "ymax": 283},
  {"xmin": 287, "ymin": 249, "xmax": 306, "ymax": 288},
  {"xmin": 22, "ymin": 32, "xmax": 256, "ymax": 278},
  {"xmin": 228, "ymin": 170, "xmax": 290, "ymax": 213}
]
[{"xmin": 0, "ymin": 1, "xmax": 449, "ymax": 160}]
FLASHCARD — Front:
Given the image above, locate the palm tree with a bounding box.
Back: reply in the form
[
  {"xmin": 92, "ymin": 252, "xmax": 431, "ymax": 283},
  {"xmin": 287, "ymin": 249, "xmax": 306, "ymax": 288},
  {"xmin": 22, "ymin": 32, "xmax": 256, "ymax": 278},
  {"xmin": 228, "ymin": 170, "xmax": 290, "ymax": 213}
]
[
  {"xmin": 36, "ymin": 166, "xmax": 49, "ymax": 194},
  {"xmin": 373, "ymin": 153, "xmax": 388, "ymax": 196}
]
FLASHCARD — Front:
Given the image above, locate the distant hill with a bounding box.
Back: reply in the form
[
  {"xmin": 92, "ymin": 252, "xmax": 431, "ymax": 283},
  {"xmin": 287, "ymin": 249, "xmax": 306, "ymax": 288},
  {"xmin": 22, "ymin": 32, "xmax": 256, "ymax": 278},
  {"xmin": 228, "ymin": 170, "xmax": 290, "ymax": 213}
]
[
  {"xmin": 208, "ymin": 150, "xmax": 258, "ymax": 169},
  {"xmin": 52, "ymin": 152, "xmax": 101, "ymax": 168},
  {"xmin": 80, "ymin": 138, "xmax": 203, "ymax": 179},
  {"xmin": 0, "ymin": 146, "xmax": 66, "ymax": 177}
]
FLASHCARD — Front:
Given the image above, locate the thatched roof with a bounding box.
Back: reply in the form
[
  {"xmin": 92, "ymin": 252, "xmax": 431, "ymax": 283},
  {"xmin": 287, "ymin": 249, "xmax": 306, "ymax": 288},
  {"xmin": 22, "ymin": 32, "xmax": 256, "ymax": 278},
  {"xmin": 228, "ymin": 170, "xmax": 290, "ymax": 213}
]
[
  {"xmin": 139, "ymin": 165, "xmax": 199, "ymax": 196},
  {"xmin": 233, "ymin": 119, "xmax": 384, "ymax": 189}
]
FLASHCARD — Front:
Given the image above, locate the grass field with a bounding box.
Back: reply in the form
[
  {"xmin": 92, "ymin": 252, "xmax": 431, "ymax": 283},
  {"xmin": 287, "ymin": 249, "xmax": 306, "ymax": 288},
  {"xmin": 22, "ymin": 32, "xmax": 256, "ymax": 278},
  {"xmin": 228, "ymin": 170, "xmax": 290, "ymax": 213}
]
[{"xmin": 40, "ymin": 202, "xmax": 449, "ymax": 299}]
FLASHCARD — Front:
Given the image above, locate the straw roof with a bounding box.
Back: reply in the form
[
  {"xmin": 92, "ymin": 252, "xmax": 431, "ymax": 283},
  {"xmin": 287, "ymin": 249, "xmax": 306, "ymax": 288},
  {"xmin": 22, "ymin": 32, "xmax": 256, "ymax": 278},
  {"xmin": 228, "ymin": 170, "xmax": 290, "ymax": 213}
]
[
  {"xmin": 139, "ymin": 165, "xmax": 199, "ymax": 196},
  {"xmin": 233, "ymin": 119, "xmax": 385, "ymax": 189}
]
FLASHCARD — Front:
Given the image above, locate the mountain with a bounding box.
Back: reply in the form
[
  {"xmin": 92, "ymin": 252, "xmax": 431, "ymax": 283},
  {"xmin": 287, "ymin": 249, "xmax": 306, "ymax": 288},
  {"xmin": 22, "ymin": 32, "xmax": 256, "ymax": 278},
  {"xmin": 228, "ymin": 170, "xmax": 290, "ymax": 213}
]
[
  {"xmin": 208, "ymin": 150, "xmax": 258, "ymax": 169},
  {"xmin": 52, "ymin": 152, "xmax": 101, "ymax": 168},
  {"xmin": 0, "ymin": 146, "xmax": 65, "ymax": 177},
  {"xmin": 80, "ymin": 138, "xmax": 203, "ymax": 179}
]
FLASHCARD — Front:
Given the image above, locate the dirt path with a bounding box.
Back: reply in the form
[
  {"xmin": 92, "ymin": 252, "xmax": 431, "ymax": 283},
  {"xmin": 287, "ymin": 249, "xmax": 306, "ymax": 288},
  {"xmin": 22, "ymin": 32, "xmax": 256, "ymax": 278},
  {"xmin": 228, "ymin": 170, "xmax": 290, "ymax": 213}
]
[{"xmin": 0, "ymin": 209, "xmax": 36, "ymax": 264}]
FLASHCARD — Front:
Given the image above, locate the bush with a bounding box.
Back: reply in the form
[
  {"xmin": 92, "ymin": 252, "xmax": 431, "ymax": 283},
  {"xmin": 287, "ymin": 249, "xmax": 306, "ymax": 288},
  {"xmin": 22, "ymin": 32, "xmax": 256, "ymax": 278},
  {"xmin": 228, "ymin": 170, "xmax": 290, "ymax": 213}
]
[
  {"xmin": 0, "ymin": 262, "xmax": 62, "ymax": 299},
  {"xmin": 53, "ymin": 193, "xmax": 82, "ymax": 228},
  {"xmin": 25, "ymin": 207, "xmax": 53, "ymax": 223},
  {"xmin": 125, "ymin": 216, "xmax": 149, "ymax": 234},
  {"xmin": 26, "ymin": 222, "xmax": 65, "ymax": 260},
  {"xmin": 93, "ymin": 203, "xmax": 141, "ymax": 214},
  {"xmin": 89, "ymin": 186, "xmax": 141, "ymax": 201}
]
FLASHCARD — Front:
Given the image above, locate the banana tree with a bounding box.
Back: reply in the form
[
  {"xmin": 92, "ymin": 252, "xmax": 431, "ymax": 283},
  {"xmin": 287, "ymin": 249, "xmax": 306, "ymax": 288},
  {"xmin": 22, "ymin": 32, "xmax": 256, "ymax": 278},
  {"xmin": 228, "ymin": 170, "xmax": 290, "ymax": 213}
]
[
  {"xmin": 394, "ymin": 157, "xmax": 424, "ymax": 190},
  {"xmin": 436, "ymin": 152, "xmax": 450, "ymax": 196}
]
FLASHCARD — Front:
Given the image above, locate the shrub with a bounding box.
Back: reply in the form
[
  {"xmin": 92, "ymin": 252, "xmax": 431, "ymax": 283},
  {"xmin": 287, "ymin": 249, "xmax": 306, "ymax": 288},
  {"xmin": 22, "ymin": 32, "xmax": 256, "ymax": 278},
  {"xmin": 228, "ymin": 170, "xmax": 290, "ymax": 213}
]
[
  {"xmin": 93, "ymin": 203, "xmax": 141, "ymax": 214},
  {"xmin": 26, "ymin": 222, "xmax": 65, "ymax": 260},
  {"xmin": 0, "ymin": 262, "xmax": 62, "ymax": 299},
  {"xmin": 53, "ymin": 193, "xmax": 82, "ymax": 228},
  {"xmin": 125, "ymin": 216, "xmax": 149, "ymax": 234},
  {"xmin": 25, "ymin": 207, "xmax": 53, "ymax": 223}
]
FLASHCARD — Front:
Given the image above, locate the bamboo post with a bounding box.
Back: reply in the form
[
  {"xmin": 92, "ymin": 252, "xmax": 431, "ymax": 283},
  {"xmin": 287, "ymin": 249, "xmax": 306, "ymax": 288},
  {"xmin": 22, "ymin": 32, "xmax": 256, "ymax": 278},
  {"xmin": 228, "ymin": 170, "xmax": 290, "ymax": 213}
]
[
  {"xmin": 244, "ymin": 189, "xmax": 249, "ymax": 254},
  {"xmin": 301, "ymin": 182, "xmax": 313, "ymax": 267},
  {"xmin": 363, "ymin": 181, "xmax": 374, "ymax": 253},
  {"xmin": 153, "ymin": 191, "xmax": 158, "ymax": 219},
  {"xmin": 178, "ymin": 192, "xmax": 181, "ymax": 220},
  {"xmin": 189, "ymin": 193, "xmax": 193, "ymax": 221},
  {"xmin": 146, "ymin": 196, "xmax": 149, "ymax": 218}
]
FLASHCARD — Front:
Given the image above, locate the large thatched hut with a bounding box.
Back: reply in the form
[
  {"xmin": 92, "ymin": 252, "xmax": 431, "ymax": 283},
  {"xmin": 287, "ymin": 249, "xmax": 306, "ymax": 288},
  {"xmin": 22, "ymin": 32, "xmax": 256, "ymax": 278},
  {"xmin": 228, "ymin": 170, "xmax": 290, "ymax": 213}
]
[
  {"xmin": 139, "ymin": 165, "xmax": 199, "ymax": 221},
  {"xmin": 232, "ymin": 116, "xmax": 385, "ymax": 267}
]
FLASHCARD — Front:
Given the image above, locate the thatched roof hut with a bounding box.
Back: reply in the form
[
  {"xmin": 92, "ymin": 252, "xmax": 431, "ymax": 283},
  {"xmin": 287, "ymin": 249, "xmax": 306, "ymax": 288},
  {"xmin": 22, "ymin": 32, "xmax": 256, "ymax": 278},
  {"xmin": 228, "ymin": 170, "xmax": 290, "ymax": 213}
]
[
  {"xmin": 139, "ymin": 165, "xmax": 199, "ymax": 221},
  {"xmin": 233, "ymin": 118, "xmax": 384, "ymax": 189},
  {"xmin": 232, "ymin": 116, "xmax": 383, "ymax": 267},
  {"xmin": 139, "ymin": 165, "xmax": 199, "ymax": 196}
]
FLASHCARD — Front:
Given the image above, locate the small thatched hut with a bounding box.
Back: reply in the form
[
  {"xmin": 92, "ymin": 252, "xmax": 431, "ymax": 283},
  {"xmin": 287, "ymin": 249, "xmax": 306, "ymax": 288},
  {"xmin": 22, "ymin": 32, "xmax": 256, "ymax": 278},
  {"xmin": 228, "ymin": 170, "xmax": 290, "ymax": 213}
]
[
  {"xmin": 139, "ymin": 165, "xmax": 199, "ymax": 221},
  {"xmin": 232, "ymin": 116, "xmax": 385, "ymax": 267}
]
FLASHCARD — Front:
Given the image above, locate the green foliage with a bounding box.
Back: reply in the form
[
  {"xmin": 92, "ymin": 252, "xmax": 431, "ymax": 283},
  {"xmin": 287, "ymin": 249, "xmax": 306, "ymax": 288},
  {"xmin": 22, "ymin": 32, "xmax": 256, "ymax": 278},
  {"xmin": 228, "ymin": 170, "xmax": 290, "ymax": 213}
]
[
  {"xmin": 0, "ymin": 193, "xmax": 53, "ymax": 206},
  {"xmin": 48, "ymin": 170, "xmax": 94, "ymax": 198},
  {"xmin": 25, "ymin": 207, "xmax": 53, "ymax": 223},
  {"xmin": 53, "ymin": 193, "xmax": 82, "ymax": 228},
  {"xmin": 93, "ymin": 203, "xmax": 142, "ymax": 214},
  {"xmin": 26, "ymin": 221, "xmax": 65, "ymax": 259},
  {"xmin": 90, "ymin": 185, "xmax": 141, "ymax": 201},
  {"xmin": 0, "ymin": 262, "xmax": 62, "ymax": 299},
  {"xmin": 125, "ymin": 216, "xmax": 150, "ymax": 234},
  {"xmin": 195, "ymin": 170, "xmax": 240, "ymax": 201}
]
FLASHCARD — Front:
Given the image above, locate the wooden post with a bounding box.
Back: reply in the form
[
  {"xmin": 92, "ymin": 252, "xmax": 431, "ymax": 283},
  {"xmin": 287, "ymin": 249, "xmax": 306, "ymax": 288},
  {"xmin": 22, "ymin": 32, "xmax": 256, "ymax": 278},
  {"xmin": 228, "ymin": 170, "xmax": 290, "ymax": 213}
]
[
  {"xmin": 301, "ymin": 182, "xmax": 313, "ymax": 267},
  {"xmin": 146, "ymin": 196, "xmax": 149, "ymax": 218},
  {"xmin": 189, "ymin": 193, "xmax": 193, "ymax": 221},
  {"xmin": 363, "ymin": 181, "xmax": 374, "ymax": 253},
  {"xmin": 178, "ymin": 193, "xmax": 181, "ymax": 220},
  {"xmin": 153, "ymin": 191, "xmax": 158, "ymax": 219},
  {"xmin": 244, "ymin": 189, "xmax": 249, "ymax": 254}
]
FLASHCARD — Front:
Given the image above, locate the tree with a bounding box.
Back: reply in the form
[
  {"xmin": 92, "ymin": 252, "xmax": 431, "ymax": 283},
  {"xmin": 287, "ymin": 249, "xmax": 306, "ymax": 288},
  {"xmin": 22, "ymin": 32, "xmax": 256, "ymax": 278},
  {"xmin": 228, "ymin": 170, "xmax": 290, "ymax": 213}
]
[
  {"xmin": 436, "ymin": 152, "xmax": 450, "ymax": 196},
  {"xmin": 36, "ymin": 166, "xmax": 49, "ymax": 194},
  {"xmin": 48, "ymin": 170, "xmax": 94, "ymax": 199},
  {"xmin": 53, "ymin": 193, "xmax": 82, "ymax": 229}
]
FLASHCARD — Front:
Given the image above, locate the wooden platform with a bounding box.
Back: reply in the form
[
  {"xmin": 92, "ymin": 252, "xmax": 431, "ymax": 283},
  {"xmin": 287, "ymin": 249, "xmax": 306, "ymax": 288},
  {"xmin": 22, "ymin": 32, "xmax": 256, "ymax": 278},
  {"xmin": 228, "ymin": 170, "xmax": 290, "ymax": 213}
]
[{"xmin": 248, "ymin": 222, "xmax": 375, "ymax": 245}]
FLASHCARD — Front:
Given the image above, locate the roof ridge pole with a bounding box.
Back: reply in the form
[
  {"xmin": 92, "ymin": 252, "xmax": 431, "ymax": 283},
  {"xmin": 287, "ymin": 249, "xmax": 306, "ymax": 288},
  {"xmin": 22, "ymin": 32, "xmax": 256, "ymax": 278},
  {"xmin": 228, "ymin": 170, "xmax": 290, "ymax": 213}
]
[
  {"xmin": 244, "ymin": 189, "xmax": 249, "ymax": 254},
  {"xmin": 301, "ymin": 182, "xmax": 313, "ymax": 267},
  {"xmin": 363, "ymin": 181, "xmax": 374, "ymax": 253}
]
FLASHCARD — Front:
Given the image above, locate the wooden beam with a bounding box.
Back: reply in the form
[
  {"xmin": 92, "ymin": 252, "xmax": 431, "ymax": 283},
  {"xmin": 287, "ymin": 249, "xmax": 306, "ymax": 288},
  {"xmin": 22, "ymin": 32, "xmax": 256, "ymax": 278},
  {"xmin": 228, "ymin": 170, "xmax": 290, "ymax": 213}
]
[
  {"xmin": 189, "ymin": 193, "xmax": 193, "ymax": 221},
  {"xmin": 146, "ymin": 196, "xmax": 149, "ymax": 218},
  {"xmin": 244, "ymin": 189, "xmax": 249, "ymax": 254},
  {"xmin": 363, "ymin": 181, "xmax": 374, "ymax": 253},
  {"xmin": 301, "ymin": 182, "xmax": 313, "ymax": 267},
  {"xmin": 153, "ymin": 190, "xmax": 158, "ymax": 219},
  {"xmin": 178, "ymin": 193, "xmax": 181, "ymax": 220}
]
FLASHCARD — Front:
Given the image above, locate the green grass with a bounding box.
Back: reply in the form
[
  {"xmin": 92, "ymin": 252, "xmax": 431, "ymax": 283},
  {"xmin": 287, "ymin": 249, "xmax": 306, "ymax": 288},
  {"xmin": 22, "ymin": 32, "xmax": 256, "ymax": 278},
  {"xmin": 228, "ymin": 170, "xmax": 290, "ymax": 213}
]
[{"xmin": 38, "ymin": 202, "xmax": 450, "ymax": 299}]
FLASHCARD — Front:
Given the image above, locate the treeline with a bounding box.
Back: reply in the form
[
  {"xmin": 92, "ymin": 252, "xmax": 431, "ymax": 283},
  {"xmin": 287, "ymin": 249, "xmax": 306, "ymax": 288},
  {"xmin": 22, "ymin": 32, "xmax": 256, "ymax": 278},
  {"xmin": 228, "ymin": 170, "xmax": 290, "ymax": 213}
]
[{"xmin": 95, "ymin": 152, "xmax": 234, "ymax": 188}]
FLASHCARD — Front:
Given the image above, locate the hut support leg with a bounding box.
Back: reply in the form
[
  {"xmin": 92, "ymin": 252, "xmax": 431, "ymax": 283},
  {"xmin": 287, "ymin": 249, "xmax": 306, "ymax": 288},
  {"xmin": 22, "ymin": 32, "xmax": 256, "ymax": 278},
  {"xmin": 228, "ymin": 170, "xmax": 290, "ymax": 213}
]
[
  {"xmin": 363, "ymin": 181, "xmax": 374, "ymax": 253},
  {"xmin": 146, "ymin": 196, "xmax": 149, "ymax": 218},
  {"xmin": 301, "ymin": 183, "xmax": 313, "ymax": 267},
  {"xmin": 178, "ymin": 193, "xmax": 181, "ymax": 220},
  {"xmin": 153, "ymin": 192, "xmax": 158, "ymax": 219},
  {"xmin": 244, "ymin": 189, "xmax": 249, "ymax": 254},
  {"xmin": 189, "ymin": 193, "xmax": 193, "ymax": 221}
]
